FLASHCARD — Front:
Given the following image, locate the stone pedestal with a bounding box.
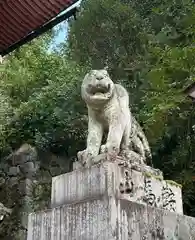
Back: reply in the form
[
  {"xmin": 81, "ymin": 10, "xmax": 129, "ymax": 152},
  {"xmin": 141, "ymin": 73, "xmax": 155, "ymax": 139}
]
[
  {"xmin": 52, "ymin": 160, "xmax": 183, "ymax": 214},
  {"xmin": 27, "ymin": 158, "xmax": 195, "ymax": 240},
  {"xmin": 27, "ymin": 199, "xmax": 195, "ymax": 240}
]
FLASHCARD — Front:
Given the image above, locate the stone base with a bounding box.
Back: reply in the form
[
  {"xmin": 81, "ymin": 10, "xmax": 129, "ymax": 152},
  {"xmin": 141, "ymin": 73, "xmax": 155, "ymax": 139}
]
[
  {"xmin": 51, "ymin": 160, "xmax": 183, "ymax": 214},
  {"xmin": 27, "ymin": 199, "xmax": 195, "ymax": 240},
  {"xmin": 27, "ymin": 159, "xmax": 187, "ymax": 239}
]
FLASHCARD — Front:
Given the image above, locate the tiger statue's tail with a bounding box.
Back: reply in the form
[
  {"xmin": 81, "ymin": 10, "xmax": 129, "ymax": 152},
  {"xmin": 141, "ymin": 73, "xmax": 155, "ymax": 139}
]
[{"xmin": 130, "ymin": 116, "xmax": 152, "ymax": 165}]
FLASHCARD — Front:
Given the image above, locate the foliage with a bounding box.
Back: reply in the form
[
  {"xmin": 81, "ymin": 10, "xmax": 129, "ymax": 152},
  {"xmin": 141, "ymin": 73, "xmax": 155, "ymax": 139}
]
[
  {"xmin": 67, "ymin": 0, "xmax": 149, "ymax": 80},
  {"xmin": 0, "ymin": 34, "xmax": 88, "ymax": 157}
]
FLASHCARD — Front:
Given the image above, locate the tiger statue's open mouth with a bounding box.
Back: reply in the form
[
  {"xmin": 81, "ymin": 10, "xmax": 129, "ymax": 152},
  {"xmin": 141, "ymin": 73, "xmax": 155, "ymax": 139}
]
[
  {"xmin": 87, "ymin": 83, "xmax": 111, "ymax": 95},
  {"xmin": 82, "ymin": 70, "xmax": 114, "ymax": 104}
]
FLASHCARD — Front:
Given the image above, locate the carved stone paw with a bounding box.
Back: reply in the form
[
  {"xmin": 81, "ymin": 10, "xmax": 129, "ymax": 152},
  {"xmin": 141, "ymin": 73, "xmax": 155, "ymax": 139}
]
[
  {"xmin": 77, "ymin": 149, "xmax": 93, "ymax": 167},
  {"xmin": 100, "ymin": 144, "xmax": 119, "ymax": 154},
  {"xmin": 100, "ymin": 143, "xmax": 119, "ymax": 162}
]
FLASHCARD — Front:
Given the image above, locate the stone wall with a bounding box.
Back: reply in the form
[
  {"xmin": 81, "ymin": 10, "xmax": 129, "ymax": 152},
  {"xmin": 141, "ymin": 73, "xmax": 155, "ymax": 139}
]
[
  {"xmin": 0, "ymin": 144, "xmax": 38, "ymax": 239},
  {"xmin": 0, "ymin": 143, "xmax": 71, "ymax": 239}
]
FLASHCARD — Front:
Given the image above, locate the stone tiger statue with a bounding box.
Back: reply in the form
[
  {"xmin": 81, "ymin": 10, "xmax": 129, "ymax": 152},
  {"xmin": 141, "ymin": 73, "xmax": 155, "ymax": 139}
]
[{"xmin": 77, "ymin": 69, "xmax": 152, "ymax": 167}]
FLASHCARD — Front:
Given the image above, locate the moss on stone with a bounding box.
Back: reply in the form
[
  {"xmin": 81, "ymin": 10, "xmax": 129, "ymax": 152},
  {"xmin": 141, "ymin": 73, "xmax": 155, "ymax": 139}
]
[
  {"xmin": 165, "ymin": 180, "xmax": 182, "ymax": 188},
  {"xmin": 143, "ymin": 172, "xmax": 182, "ymax": 188},
  {"xmin": 143, "ymin": 172, "xmax": 163, "ymax": 181}
]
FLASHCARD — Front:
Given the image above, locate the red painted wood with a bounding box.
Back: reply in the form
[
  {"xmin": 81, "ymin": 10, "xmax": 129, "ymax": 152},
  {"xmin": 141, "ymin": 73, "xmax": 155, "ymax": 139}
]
[{"xmin": 0, "ymin": 0, "xmax": 76, "ymax": 53}]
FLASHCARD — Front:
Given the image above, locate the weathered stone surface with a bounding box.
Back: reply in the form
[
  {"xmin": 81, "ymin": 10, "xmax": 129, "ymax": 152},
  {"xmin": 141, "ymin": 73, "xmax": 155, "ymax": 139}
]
[
  {"xmin": 28, "ymin": 209, "xmax": 52, "ymax": 240},
  {"xmin": 19, "ymin": 162, "xmax": 36, "ymax": 176},
  {"xmin": 0, "ymin": 144, "xmax": 72, "ymax": 239},
  {"xmin": 27, "ymin": 199, "xmax": 195, "ymax": 240},
  {"xmin": 5, "ymin": 144, "xmax": 37, "ymax": 166},
  {"xmin": 0, "ymin": 177, "xmax": 5, "ymax": 186},
  {"xmin": 8, "ymin": 166, "xmax": 20, "ymax": 176},
  {"xmin": 0, "ymin": 202, "xmax": 12, "ymax": 221},
  {"xmin": 19, "ymin": 178, "xmax": 33, "ymax": 196},
  {"xmin": 0, "ymin": 144, "xmax": 40, "ymax": 239},
  {"xmin": 51, "ymin": 161, "xmax": 118, "ymax": 207},
  {"xmin": 51, "ymin": 160, "xmax": 183, "ymax": 214},
  {"xmin": 120, "ymin": 200, "xmax": 195, "ymax": 239},
  {"xmin": 28, "ymin": 199, "xmax": 118, "ymax": 240},
  {"xmin": 8, "ymin": 176, "xmax": 18, "ymax": 187}
]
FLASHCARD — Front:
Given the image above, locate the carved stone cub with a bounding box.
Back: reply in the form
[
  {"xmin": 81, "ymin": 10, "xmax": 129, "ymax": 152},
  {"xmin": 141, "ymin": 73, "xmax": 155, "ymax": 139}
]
[{"xmin": 77, "ymin": 69, "xmax": 152, "ymax": 167}]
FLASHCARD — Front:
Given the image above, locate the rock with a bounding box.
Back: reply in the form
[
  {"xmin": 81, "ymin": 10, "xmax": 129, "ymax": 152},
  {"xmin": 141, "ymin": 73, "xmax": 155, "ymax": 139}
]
[
  {"xmin": 8, "ymin": 177, "xmax": 18, "ymax": 187},
  {"xmin": 0, "ymin": 202, "xmax": 12, "ymax": 220},
  {"xmin": 19, "ymin": 162, "xmax": 36, "ymax": 177},
  {"xmin": 8, "ymin": 166, "xmax": 20, "ymax": 177},
  {"xmin": 18, "ymin": 179, "xmax": 33, "ymax": 197},
  {"xmin": 0, "ymin": 177, "xmax": 5, "ymax": 186},
  {"xmin": 50, "ymin": 166, "xmax": 62, "ymax": 177},
  {"xmin": 8, "ymin": 144, "xmax": 37, "ymax": 166}
]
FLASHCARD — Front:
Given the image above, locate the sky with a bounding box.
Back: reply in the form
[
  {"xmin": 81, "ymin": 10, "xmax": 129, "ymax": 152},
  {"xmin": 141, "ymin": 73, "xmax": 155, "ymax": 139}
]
[
  {"xmin": 54, "ymin": 23, "xmax": 68, "ymax": 45},
  {"xmin": 50, "ymin": 0, "xmax": 82, "ymax": 50}
]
